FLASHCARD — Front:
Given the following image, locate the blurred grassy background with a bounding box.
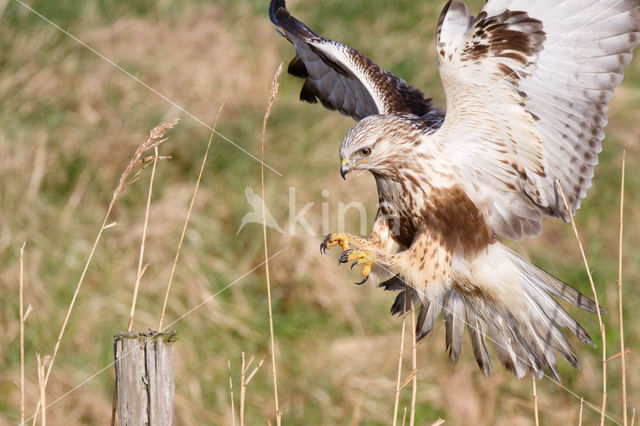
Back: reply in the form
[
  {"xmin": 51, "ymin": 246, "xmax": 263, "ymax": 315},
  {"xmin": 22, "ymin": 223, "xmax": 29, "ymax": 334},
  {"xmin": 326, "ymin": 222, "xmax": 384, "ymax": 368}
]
[{"xmin": 1, "ymin": 0, "xmax": 639, "ymax": 424}]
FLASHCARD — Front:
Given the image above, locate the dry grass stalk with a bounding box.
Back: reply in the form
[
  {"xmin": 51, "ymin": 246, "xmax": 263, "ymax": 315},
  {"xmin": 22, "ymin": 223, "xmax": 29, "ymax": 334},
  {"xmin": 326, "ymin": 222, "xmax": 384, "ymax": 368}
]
[
  {"xmin": 556, "ymin": 180, "xmax": 607, "ymax": 426},
  {"xmin": 579, "ymin": 397, "xmax": 584, "ymax": 426},
  {"xmin": 19, "ymin": 242, "xmax": 28, "ymax": 425},
  {"xmin": 410, "ymin": 303, "xmax": 417, "ymax": 426},
  {"xmin": 31, "ymin": 118, "xmax": 178, "ymax": 424},
  {"xmin": 431, "ymin": 419, "xmax": 445, "ymax": 426},
  {"xmin": 127, "ymin": 145, "xmax": 160, "ymax": 331},
  {"xmin": 115, "ymin": 121, "xmax": 177, "ymax": 197},
  {"xmin": 350, "ymin": 393, "xmax": 364, "ymax": 426},
  {"xmin": 402, "ymin": 407, "xmax": 407, "ymax": 426},
  {"xmin": 631, "ymin": 408, "xmax": 635, "ymax": 426},
  {"xmin": 240, "ymin": 353, "xmax": 248, "ymax": 426},
  {"xmin": 617, "ymin": 151, "xmax": 628, "ymax": 426},
  {"xmin": 400, "ymin": 370, "xmax": 418, "ymax": 391},
  {"xmin": 532, "ymin": 377, "xmax": 539, "ymax": 426},
  {"xmin": 36, "ymin": 353, "xmax": 49, "ymax": 426},
  {"xmin": 228, "ymin": 361, "xmax": 236, "ymax": 426},
  {"xmin": 245, "ymin": 357, "xmax": 265, "ymax": 385},
  {"xmin": 392, "ymin": 293, "xmax": 409, "ymax": 426},
  {"xmin": 158, "ymin": 110, "xmax": 221, "ymax": 330},
  {"xmin": 261, "ymin": 63, "xmax": 284, "ymax": 426},
  {"xmin": 112, "ymin": 146, "xmax": 160, "ymax": 426},
  {"xmin": 239, "ymin": 353, "xmax": 265, "ymax": 426},
  {"xmin": 605, "ymin": 348, "xmax": 630, "ymax": 362}
]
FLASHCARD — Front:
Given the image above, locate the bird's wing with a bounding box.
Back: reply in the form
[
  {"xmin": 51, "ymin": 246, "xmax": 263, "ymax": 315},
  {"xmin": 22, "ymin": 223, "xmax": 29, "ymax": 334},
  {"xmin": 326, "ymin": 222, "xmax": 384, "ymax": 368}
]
[
  {"xmin": 432, "ymin": 0, "xmax": 639, "ymax": 240},
  {"xmin": 270, "ymin": 0, "xmax": 442, "ymax": 123}
]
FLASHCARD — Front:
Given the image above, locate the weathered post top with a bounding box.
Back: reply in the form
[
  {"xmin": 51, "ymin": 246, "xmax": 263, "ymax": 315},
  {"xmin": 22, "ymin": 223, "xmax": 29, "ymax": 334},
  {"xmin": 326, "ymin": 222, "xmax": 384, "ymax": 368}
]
[{"xmin": 114, "ymin": 330, "xmax": 177, "ymax": 426}]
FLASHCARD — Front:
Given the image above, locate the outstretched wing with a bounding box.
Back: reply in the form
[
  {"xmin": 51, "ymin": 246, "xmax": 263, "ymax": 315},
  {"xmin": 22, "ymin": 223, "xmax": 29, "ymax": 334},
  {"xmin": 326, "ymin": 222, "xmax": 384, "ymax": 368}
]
[
  {"xmin": 270, "ymin": 0, "xmax": 442, "ymax": 124},
  {"xmin": 433, "ymin": 0, "xmax": 640, "ymax": 240}
]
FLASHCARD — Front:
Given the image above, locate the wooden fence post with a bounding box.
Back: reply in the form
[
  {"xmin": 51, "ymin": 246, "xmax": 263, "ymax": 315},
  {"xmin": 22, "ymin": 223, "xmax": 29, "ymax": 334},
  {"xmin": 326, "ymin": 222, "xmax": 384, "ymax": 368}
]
[{"xmin": 113, "ymin": 330, "xmax": 177, "ymax": 426}]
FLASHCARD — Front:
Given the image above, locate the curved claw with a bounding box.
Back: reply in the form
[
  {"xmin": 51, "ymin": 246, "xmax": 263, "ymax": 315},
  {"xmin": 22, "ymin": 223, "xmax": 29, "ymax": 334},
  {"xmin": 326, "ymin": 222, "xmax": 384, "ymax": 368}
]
[
  {"xmin": 351, "ymin": 260, "xmax": 359, "ymax": 269},
  {"xmin": 320, "ymin": 234, "xmax": 332, "ymax": 254},
  {"xmin": 355, "ymin": 274, "xmax": 369, "ymax": 285},
  {"xmin": 339, "ymin": 249, "xmax": 353, "ymax": 264}
]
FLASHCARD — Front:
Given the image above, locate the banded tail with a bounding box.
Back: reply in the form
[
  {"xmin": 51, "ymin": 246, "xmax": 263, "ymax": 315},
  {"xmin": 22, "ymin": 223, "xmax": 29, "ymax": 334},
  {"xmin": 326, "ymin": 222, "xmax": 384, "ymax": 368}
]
[{"xmin": 382, "ymin": 243, "xmax": 602, "ymax": 379}]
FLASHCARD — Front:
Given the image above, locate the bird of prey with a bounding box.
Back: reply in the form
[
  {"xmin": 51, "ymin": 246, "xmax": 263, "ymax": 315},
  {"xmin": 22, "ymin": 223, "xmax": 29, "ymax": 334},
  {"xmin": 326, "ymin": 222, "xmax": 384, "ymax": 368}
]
[{"xmin": 271, "ymin": 0, "xmax": 640, "ymax": 379}]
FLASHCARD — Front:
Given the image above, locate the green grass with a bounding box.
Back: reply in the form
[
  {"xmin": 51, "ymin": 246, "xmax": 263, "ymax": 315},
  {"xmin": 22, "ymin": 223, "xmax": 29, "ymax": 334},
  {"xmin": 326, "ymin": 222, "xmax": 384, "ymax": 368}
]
[{"xmin": 1, "ymin": 0, "xmax": 639, "ymax": 424}]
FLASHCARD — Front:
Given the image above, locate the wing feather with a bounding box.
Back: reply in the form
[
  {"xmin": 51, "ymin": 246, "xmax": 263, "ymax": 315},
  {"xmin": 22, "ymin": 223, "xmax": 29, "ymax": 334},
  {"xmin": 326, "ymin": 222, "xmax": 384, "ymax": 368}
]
[
  {"xmin": 270, "ymin": 0, "xmax": 441, "ymax": 121},
  {"xmin": 432, "ymin": 0, "xmax": 640, "ymax": 239}
]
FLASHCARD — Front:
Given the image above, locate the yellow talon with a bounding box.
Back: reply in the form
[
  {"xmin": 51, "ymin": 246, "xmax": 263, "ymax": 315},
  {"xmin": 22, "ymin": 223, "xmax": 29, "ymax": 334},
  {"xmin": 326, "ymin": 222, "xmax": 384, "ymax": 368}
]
[
  {"xmin": 340, "ymin": 249, "xmax": 374, "ymax": 285},
  {"xmin": 320, "ymin": 232, "xmax": 351, "ymax": 254},
  {"xmin": 321, "ymin": 234, "xmax": 373, "ymax": 285}
]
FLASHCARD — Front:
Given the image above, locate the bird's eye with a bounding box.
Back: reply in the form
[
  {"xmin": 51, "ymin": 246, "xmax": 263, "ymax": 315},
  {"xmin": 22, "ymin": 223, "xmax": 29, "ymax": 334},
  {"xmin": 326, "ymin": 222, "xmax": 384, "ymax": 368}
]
[{"xmin": 359, "ymin": 147, "xmax": 371, "ymax": 157}]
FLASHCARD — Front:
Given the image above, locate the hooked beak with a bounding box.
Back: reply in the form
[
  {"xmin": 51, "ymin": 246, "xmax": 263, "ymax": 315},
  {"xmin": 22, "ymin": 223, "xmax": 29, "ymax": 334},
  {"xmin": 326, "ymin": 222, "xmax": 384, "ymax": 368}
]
[{"xmin": 340, "ymin": 157, "xmax": 350, "ymax": 180}]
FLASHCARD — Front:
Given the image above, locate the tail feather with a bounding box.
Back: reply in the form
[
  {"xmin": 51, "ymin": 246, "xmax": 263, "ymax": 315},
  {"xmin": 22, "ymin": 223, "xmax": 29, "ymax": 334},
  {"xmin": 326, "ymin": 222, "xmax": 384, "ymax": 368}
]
[
  {"xmin": 416, "ymin": 292, "xmax": 444, "ymax": 341},
  {"xmin": 505, "ymin": 314, "xmax": 546, "ymax": 379},
  {"xmin": 520, "ymin": 271, "xmax": 596, "ymax": 347},
  {"xmin": 486, "ymin": 315, "xmax": 527, "ymax": 378},
  {"xmin": 524, "ymin": 320, "xmax": 560, "ymax": 379},
  {"xmin": 504, "ymin": 245, "xmax": 603, "ymax": 314},
  {"xmin": 379, "ymin": 274, "xmax": 406, "ymax": 292},
  {"xmin": 523, "ymin": 291, "xmax": 580, "ymax": 368},
  {"xmin": 462, "ymin": 243, "xmax": 599, "ymax": 377},
  {"xmin": 443, "ymin": 290, "xmax": 465, "ymax": 362},
  {"xmin": 389, "ymin": 288, "xmax": 419, "ymax": 317},
  {"xmin": 382, "ymin": 275, "xmax": 419, "ymax": 317},
  {"xmin": 465, "ymin": 307, "xmax": 492, "ymax": 376},
  {"xmin": 382, "ymin": 243, "xmax": 599, "ymax": 378}
]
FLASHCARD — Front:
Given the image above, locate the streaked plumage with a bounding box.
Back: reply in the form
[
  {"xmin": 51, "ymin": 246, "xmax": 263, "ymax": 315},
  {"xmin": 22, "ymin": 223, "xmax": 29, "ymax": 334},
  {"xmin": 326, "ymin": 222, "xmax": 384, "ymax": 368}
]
[{"xmin": 272, "ymin": 0, "xmax": 639, "ymax": 378}]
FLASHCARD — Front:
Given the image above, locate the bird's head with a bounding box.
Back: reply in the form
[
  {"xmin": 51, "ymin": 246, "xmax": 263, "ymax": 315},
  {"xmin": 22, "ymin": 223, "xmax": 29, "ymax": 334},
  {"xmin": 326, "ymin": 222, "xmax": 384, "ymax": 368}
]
[{"xmin": 339, "ymin": 114, "xmax": 424, "ymax": 179}]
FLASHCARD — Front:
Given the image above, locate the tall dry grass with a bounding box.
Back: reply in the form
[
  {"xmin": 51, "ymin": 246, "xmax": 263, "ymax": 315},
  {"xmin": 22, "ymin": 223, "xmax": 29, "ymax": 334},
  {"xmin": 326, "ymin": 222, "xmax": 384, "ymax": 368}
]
[
  {"xmin": 392, "ymin": 294, "xmax": 408, "ymax": 426},
  {"xmin": 618, "ymin": 151, "xmax": 628, "ymax": 426},
  {"xmin": 19, "ymin": 242, "xmax": 29, "ymax": 425},
  {"xmin": 158, "ymin": 109, "xmax": 221, "ymax": 331},
  {"xmin": 260, "ymin": 63, "xmax": 284, "ymax": 426},
  {"xmin": 558, "ymin": 182, "xmax": 609, "ymax": 425}
]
